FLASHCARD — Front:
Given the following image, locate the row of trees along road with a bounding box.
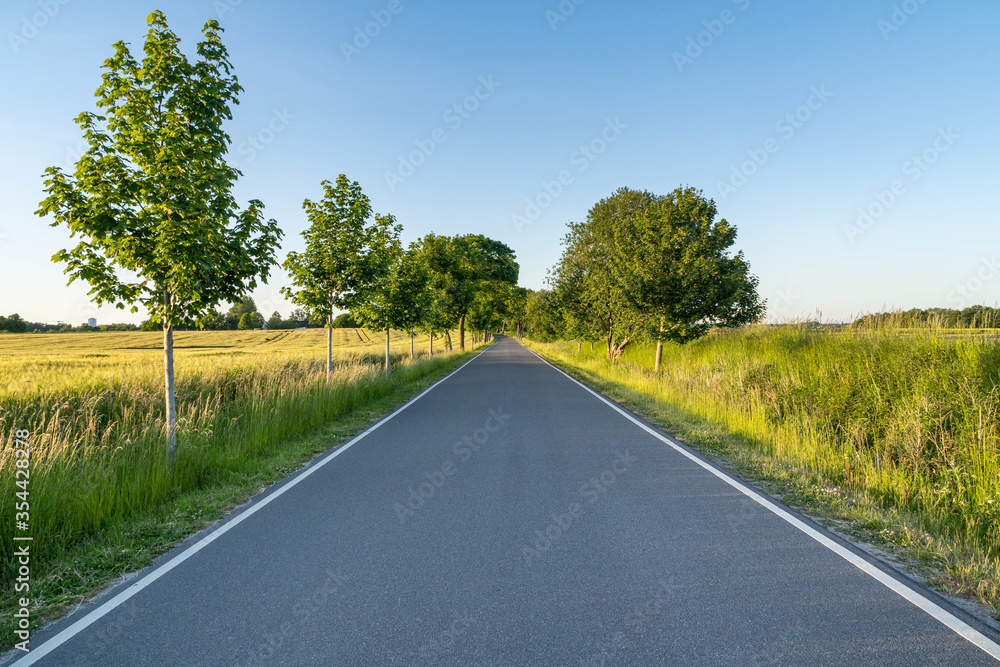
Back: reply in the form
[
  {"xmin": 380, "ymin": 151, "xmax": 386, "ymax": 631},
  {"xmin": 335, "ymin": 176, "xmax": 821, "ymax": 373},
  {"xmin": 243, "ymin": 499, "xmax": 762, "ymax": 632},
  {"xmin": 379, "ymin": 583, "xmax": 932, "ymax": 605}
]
[
  {"xmin": 281, "ymin": 174, "xmax": 523, "ymax": 384},
  {"xmin": 544, "ymin": 186, "xmax": 765, "ymax": 370},
  {"xmin": 34, "ymin": 12, "xmax": 521, "ymax": 462}
]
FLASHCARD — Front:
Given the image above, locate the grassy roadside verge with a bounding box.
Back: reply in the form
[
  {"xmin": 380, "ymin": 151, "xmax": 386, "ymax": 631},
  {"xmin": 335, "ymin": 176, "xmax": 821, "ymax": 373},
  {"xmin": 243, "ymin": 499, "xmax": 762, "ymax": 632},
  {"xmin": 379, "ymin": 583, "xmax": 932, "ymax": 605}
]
[
  {"xmin": 525, "ymin": 334, "xmax": 1000, "ymax": 625},
  {"xmin": 0, "ymin": 345, "xmax": 485, "ymax": 652}
]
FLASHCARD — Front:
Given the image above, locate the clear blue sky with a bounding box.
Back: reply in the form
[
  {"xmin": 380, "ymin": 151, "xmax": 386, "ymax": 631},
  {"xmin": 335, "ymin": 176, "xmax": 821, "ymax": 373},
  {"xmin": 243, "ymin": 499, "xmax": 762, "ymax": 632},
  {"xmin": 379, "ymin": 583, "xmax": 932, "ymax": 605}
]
[{"xmin": 1, "ymin": 0, "xmax": 997, "ymax": 325}]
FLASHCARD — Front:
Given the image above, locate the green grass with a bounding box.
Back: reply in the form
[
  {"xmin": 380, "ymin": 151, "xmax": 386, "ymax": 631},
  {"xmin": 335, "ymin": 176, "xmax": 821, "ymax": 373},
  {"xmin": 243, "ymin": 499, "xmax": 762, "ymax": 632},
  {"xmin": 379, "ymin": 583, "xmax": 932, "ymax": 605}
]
[
  {"xmin": 0, "ymin": 329, "xmax": 483, "ymax": 651},
  {"xmin": 527, "ymin": 325, "xmax": 1000, "ymax": 617}
]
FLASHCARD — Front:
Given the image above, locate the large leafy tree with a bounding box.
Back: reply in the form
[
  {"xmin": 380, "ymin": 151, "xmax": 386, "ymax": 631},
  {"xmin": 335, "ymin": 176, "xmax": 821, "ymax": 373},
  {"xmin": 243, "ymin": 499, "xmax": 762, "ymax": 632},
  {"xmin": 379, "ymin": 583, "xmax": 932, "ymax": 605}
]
[
  {"xmin": 281, "ymin": 175, "xmax": 393, "ymax": 381},
  {"xmin": 36, "ymin": 11, "xmax": 282, "ymax": 461},
  {"xmin": 506, "ymin": 287, "xmax": 529, "ymax": 340},
  {"xmin": 523, "ymin": 289, "xmax": 563, "ymax": 342},
  {"xmin": 551, "ymin": 190, "xmax": 652, "ymax": 359},
  {"xmin": 615, "ymin": 186, "xmax": 765, "ymax": 369},
  {"xmin": 550, "ymin": 186, "xmax": 762, "ymax": 363},
  {"xmin": 465, "ymin": 234, "xmax": 519, "ymax": 342}
]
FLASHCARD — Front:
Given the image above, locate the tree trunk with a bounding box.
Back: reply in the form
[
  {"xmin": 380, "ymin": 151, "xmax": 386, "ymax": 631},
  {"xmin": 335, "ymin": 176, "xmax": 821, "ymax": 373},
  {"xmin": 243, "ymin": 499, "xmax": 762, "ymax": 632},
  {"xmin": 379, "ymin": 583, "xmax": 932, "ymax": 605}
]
[
  {"xmin": 429, "ymin": 333, "xmax": 433, "ymax": 357},
  {"xmin": 577, "ymin": 341, "xmax": 582, "ymax": 354},
  {"xmin": 327, "ymin": 314, "xmax": 333, "ymax": 385},
  {"xmin": 163, "ymin": 301, "xmax": 177, "ymax": 464},
  {"xmin": 590, "ymin": 341, "xmax": 594, "ymax": 352},
  {"xmin": 445, "ymin": 330, "xmax": 452, "ymax": 351},
  {"xmin": 385, "ymin": 322, "xmax": 390, "ymax": 378},
  {"xmin": 655, "ymin": 316, "xmax": 665, "ymax": 372},
  {"xmin": 410, "ymin": 331, "xmax": 414, "ymax": 360},
  {"xmin": 459, "ymin": 314, "xmax": 466, "ymax": 351},
  {"xmin": 612, "ymin": 336, "xmax": 632, "ymax": 360},
  {"xmin": 606, "ymin": 322, "xmax": 614, "ymax": 360}
]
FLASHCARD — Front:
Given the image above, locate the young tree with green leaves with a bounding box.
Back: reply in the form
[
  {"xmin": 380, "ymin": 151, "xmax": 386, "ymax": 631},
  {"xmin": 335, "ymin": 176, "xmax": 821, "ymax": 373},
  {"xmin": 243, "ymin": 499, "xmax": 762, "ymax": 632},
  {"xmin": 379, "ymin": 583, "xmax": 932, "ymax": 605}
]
[
  {"xmin": 281, "ymin": 175, "xmax": 390, "ymax": 382},
  {"xmin": 36, "ymin": 11, "xmax": 282, "ymax": 462},
  {"xmin": 351, "ymin": 214, "xmax": 403, "ymax": 377},
  {"xmin": 384, "ymin": 244, "xmax": 433, "ymax": 360}
]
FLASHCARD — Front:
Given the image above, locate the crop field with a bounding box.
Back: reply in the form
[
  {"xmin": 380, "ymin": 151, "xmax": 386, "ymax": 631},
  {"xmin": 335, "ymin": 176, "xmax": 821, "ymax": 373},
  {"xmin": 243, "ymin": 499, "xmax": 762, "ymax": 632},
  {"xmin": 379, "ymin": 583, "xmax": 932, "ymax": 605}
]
[
  {"xmin": 0, "ymin": 327, "xmax": 480, "ymax": 645},
  {"xmin": 528, "ymin": 325, "xmax": 1000, "ymax": 615}
]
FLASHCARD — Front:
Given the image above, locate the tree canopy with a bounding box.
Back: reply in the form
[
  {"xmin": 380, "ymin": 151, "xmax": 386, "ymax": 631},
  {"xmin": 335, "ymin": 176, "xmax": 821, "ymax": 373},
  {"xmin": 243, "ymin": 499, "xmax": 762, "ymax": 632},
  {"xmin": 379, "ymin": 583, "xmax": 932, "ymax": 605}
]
[{"xmin": 36, "ymin": 11, "xmax": 282, "ymax": 460}]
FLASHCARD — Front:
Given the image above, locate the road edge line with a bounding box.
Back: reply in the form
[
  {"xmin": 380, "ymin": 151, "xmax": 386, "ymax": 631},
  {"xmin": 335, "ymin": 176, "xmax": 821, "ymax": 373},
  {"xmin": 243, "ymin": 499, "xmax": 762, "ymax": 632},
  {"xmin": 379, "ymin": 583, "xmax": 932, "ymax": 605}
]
[
  {"xmin": 521, "ymin": 343, "xmax": 1000, "ymax": 661},
  {"xmin": 10, "ymin": 346, "xmax": 491, "ymax": 666}
]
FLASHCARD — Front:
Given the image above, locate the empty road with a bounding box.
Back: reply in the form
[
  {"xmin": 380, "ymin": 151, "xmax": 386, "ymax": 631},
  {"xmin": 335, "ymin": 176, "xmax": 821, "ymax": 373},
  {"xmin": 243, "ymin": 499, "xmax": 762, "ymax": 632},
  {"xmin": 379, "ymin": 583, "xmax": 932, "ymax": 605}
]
[{"xmin": 8, "ymin": 337, "xmax": 1000, "ymax": 665}]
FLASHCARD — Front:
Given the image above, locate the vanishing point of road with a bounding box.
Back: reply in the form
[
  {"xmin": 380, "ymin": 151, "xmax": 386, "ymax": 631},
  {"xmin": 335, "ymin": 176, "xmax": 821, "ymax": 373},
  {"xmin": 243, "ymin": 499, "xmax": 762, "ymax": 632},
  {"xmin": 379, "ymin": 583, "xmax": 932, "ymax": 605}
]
[{"xmin": 7, "ymin": 337, "xmax": 1000, "ymax": 665}]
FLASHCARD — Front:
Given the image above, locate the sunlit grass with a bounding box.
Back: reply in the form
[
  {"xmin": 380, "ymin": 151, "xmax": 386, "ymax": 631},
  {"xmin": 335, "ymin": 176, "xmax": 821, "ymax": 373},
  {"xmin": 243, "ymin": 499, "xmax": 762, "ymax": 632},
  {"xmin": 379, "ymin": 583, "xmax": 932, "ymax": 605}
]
[
  {"xmin": 528, "ymin": 324, "xmax": 1000, "ymax": 614},
  {"xmin": 0, "ymin": 328, "xmax": 473, "ymax": 587}
]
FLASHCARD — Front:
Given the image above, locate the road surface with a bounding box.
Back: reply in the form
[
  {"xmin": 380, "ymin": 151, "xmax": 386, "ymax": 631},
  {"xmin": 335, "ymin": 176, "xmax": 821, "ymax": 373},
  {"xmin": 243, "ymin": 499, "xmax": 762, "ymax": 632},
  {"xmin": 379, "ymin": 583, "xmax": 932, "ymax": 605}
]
[{"xmin": 7, "ymin": 337, "xmax": 1000, "ymax": 665}]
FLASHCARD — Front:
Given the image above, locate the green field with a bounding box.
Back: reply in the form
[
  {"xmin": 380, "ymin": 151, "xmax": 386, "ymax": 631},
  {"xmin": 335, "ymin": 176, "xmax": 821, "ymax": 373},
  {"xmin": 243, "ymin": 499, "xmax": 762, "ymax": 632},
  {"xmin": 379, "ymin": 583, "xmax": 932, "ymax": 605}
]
[
  {"xmin": 528, "ymin": 325, "xmax": 1000, "ymax": 618},
  {"xmin": 0, "ymin": 328, "xmax": 482, "ymax": 649}
]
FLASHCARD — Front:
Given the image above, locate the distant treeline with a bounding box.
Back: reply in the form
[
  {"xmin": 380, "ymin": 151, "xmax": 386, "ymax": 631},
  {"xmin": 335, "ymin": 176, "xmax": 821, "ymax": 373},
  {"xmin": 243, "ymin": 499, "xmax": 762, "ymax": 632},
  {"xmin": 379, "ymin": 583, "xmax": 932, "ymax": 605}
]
[
  {"xmin": 852, "ymin": 307, "xmax": 1000, "ymax": 329},
  {"xmin": 0, "ymin": 314, "xmax": 139, "ymax": 333},
  {"xmin": 0, "ymin": 300, "xmax": 360, "ymax": 334},
  {"xmin": 138, "ymin": 298, "xmax": 361, "ymax": 331}
]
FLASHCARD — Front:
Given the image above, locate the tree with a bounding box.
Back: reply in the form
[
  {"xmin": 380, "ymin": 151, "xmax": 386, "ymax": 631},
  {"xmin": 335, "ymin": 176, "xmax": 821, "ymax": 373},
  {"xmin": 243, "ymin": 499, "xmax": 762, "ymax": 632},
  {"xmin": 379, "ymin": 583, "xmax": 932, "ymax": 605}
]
[
  {"xmin": 524, "ymin": 289, "xmax": 563, "ymax": 342},
  {"xmin": 282, "ymin": 176, "xmax": 397, "ymax": 382},
  {"xmin": 237, "ymin": 313, "xmax": 253, "ymax": 330},
  {"xmin": 0, "ymin": 314, "xmax": 27, "ymax": 333},
  {"xmin": 421, "ymin": 235, "xmax": 487, "ymax": 351},
  {"xmin": 615, "ymin": 187, "xmax": 764, "ymax": 370},
  {"xmin": 551, "ymin": 189, "xmax": 653, "ymax": 359},
  {"xmin": 289, "ymin": 307, "xmax": 310, "ymax": 326},
  {"xmin": 385, "ymin": 244, "xmax": 433, "ymax": 359},
  {"xmin": 266, "ymin": 311, "xmax": 283, "ymax": 330},
  {"xmin": 332, "ymin": 312, "xmax": 358, "ymax": 328},
  {"xmin": 352, "ymin": 215, "xmax": 403, "ymax": 376},
  {"xmin": 36, "ymin": 11, "xmax": 282, "ymax": 462},
  {"xmin": 227, "ymin": 298, "xmax": 258, "ymax": 329},
  {"xmin": 465, "ymin": 234, "xmax": 519, "ymax": 343}
]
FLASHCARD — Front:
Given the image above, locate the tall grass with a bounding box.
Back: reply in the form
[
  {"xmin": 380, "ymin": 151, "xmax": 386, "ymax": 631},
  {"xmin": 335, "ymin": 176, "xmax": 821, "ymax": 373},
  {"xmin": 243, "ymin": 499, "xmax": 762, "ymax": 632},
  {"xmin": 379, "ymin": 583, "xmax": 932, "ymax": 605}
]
[
  {"xmin": 530, "ymin": 325, "xmax": 1000, "ymax": 606},
  {"xmin": 0, "ymin": 329, "xmax": 476, "ymax": 586}
]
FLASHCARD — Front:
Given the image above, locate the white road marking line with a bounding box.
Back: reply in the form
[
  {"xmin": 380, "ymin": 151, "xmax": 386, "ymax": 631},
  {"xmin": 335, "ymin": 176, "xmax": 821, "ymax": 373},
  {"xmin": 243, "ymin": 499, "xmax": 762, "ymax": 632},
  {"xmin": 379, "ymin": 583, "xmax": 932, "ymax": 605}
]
[
  {"xmin": 522, "ymin": 344, "xmax": 1000, "ymax": 662},
  {"xmin": 11, "ymin": 349, "xmax": 490, "ymax": 666}
]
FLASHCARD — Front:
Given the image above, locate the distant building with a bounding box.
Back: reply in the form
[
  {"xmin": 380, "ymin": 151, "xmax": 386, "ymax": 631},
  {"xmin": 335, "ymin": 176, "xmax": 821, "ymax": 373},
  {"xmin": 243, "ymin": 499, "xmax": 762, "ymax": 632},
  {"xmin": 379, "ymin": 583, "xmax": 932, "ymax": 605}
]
[{"xmin": 87, "ymin": 318, "xmax": 97, "ymax": 327}]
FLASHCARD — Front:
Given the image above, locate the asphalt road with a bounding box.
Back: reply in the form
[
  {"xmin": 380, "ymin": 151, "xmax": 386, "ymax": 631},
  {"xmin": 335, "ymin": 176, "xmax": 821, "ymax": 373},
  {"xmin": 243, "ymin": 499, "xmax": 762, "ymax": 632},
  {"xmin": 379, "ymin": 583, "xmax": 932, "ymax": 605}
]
[{"xmin": 8, "ymin": 337, "xmax": 1000, "ymax": 665}]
